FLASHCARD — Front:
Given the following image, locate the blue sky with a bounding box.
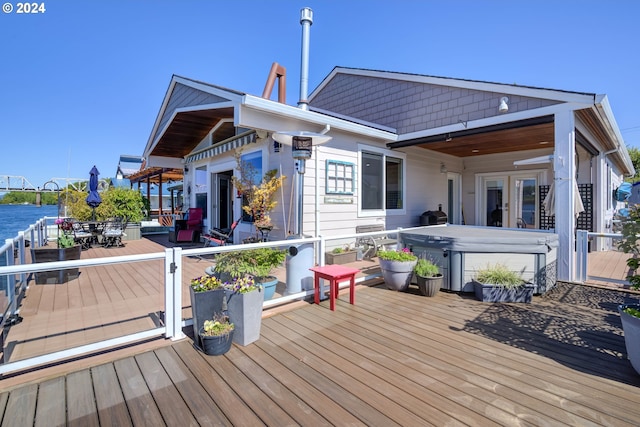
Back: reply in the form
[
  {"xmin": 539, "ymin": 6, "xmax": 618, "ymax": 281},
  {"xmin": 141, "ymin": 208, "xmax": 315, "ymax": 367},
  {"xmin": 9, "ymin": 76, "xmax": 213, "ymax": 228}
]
[{"xmin": 1, "ymin": 0, "xmax": 638, "ymax": 188}]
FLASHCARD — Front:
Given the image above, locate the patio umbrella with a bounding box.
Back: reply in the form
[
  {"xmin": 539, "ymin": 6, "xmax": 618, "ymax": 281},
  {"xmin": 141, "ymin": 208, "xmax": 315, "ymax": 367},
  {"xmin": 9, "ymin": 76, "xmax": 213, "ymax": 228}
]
[
  {"xmin": 86, "ymin": 165, "xmax": 102, "ymax": 220},
  {"xmin": 542, "ymin": 181, "xmax": 585, "ymax": 218}
]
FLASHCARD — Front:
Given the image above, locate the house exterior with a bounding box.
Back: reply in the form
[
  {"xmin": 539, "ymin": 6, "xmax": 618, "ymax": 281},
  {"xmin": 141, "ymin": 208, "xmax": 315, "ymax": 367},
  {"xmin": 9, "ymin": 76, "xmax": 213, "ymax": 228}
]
[{"xmin": 138, "ymin": 69, "xmax": 634, "ymax": 283}]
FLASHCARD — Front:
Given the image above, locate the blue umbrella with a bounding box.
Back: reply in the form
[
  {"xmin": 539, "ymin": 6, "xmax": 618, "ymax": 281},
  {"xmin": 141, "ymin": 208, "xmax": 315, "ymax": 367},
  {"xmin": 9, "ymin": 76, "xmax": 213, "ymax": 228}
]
[{"xmin": 86, "ymin": 166, "xmax": 102, "ymax": 219}]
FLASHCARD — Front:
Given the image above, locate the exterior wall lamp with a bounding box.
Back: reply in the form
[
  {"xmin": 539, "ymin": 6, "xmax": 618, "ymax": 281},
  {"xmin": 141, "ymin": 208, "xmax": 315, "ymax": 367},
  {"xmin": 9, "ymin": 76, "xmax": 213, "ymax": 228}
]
[{"xmin": 498, "ymin": 96, "xmax": 509, "ymax": 113}]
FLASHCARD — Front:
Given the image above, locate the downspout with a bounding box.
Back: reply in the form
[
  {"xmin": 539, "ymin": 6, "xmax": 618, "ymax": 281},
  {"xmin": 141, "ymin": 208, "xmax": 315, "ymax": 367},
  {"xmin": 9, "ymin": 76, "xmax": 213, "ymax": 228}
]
[{"xmin": 315, "ymin": 125, "xmax": 330, "ymax": 237}]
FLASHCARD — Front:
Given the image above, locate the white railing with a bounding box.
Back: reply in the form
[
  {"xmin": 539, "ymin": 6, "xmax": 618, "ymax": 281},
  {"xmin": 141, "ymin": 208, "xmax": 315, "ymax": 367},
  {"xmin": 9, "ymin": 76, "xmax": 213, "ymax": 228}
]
[
  {"xmin": 1, "ymin": 216, "xmax": 53, "ymax": 328},
  {"xmin": 575, "ymin": 229, "xmax": 625, "ymax": 283},
  {"xmin": 0, "ymin": 222, "xmax": 414, "ymax": 375}
]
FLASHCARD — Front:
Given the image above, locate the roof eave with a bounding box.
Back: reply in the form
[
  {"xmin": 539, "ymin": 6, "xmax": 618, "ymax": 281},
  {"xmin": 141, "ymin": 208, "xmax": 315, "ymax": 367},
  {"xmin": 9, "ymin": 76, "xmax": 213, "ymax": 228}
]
[{"xmin": 594, "ymin": 95, "xmax": 635, "ymax": 176}]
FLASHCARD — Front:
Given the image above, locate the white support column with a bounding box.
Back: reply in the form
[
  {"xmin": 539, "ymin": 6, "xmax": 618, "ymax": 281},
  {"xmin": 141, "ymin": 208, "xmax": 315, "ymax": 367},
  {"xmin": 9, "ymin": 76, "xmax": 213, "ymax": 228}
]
[
  {"xmin": 554, "ymin": 110, "xmax": 576, "ymax": 281},
  {"xmin": 595, "ymin": 152, "xmax": 608, "ymax": 251}
]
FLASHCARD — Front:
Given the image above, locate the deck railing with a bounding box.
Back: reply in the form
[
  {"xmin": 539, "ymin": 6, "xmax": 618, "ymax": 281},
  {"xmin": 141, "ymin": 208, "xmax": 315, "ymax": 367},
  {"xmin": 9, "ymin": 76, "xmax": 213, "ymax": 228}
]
[
  {"xmin": 576, "ymin": 229, "xmax": 624, "ymax": 283},
  {"xmin": 0, "ymin": 221, "xmax": 408, "ymax": 376}
]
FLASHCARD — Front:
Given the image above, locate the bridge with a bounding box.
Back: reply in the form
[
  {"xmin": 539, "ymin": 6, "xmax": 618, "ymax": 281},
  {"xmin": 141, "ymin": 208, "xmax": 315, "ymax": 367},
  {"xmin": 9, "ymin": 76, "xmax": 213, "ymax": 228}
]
[{"xmin": 0, "ymin": 176, "xmax": 109, "ymax": 192}]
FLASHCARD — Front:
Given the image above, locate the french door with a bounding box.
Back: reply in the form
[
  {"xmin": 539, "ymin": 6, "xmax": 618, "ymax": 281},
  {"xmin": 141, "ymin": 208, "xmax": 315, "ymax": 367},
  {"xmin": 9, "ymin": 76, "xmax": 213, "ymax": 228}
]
[{"xmin": 478, "ymin": 172, "xmax": 541, "ymax": 228}]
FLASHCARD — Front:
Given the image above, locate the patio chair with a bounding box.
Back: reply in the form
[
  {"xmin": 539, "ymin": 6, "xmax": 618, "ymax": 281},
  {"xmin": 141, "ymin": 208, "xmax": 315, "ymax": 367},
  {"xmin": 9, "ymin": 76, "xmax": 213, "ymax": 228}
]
[
  {"xmin": 203, "ymin": 218, "xmax": 241, "ymax": 247},
  {"xmin": 176, "ymin": 208, "xmax": 203, "ymax": 243},
  {"xmin": 102, "ymin": 218, "xmax": 126, "ymax": 248},
  {"xmin": 72, "ymin": 222, "xmax": 93, "ymax": 250}
]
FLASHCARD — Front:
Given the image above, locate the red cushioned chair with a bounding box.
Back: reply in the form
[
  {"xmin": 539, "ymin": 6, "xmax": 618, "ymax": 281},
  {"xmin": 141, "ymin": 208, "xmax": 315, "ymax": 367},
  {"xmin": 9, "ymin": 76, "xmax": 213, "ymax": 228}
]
[{"xmin": 176, "ymin": 208, "xmax": 203, "ymax": 243}]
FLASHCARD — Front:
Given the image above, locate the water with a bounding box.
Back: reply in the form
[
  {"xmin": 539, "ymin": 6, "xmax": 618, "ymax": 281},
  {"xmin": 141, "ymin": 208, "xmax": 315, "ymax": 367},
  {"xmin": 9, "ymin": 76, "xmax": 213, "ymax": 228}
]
[{"xmin": 0, "ymin": 204, "xmax": 58, "ymax": 243}]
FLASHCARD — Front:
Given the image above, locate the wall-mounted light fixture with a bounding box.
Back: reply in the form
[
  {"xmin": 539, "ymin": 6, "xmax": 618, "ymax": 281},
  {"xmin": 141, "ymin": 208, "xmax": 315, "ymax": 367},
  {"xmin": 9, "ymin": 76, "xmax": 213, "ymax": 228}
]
[
  {"xmin": 498, "ymin": 96, "xmax": 509, "ymax": 113},
  {"xmin": 440, "ymin": 162, "xmax": 447, "ymax": 174},
  {"xmin": 184, "ymin": 166, "xmax": 189, "ymax": 173}
]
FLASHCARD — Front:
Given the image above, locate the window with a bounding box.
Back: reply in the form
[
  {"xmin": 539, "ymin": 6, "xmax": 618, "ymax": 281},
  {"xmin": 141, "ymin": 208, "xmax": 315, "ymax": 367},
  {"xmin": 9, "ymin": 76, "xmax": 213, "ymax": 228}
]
[
  {"xmin": 195, "ymin": 166, "xmax": 208, "ymax": 219},
  {"xmin": 360, "ymin": 148, "xmax": 405, "ymax": 213},
  {"xmin": 326, "ymin": 160, "xmax": 354, "ymax": 194}
]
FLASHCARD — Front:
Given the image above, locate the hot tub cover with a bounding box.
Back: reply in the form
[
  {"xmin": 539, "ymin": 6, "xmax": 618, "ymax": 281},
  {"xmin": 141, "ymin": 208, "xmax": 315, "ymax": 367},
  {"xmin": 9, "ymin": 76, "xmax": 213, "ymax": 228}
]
[{"xmin": 400, "ymin": 225, "xmax": 558, "ymax": 254}]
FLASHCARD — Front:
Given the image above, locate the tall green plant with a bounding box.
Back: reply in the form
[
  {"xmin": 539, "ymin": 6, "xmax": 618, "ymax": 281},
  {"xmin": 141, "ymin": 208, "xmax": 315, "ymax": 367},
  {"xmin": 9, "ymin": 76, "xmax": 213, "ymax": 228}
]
[
  {"xmin": 65, "ymin": 187, "xmax": 145, "ymax": 222},
  {"xmin": 97, "ymin": 187, "xmax": 146, "ymax": 222},
  {"xmin": 617, "ymin": 204, "xmax": 640, "ymax": 290}
]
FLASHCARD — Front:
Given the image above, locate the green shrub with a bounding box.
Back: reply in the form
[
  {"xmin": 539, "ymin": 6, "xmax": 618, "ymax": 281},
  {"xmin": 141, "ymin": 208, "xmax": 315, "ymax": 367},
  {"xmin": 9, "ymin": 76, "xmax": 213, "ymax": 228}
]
[
  {"xmin": 377, "ymin": 248, "xmax": 417, "ymax": 262},
  {"xmin": 213, "ymin": 247, "xmax": 286, "ymax": 280}
]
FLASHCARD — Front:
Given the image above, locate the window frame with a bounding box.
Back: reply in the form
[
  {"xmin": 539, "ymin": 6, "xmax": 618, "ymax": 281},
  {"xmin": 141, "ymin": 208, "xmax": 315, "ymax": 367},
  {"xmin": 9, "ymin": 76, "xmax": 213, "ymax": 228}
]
[
  {"xmin": 357, "ymin": 144, "xmax": 406, "ymax": 217},
  {"xmin": 325, "ymin": 160, "xmax": 355, "ymax": 195}
]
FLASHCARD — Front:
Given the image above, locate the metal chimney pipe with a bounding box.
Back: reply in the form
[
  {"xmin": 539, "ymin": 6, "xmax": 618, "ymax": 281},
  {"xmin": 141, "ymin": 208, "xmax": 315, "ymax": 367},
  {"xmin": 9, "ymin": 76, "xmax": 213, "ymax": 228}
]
[{"xmin": 298, "ymin": 7, "xmax": 313, "ymax": 110}]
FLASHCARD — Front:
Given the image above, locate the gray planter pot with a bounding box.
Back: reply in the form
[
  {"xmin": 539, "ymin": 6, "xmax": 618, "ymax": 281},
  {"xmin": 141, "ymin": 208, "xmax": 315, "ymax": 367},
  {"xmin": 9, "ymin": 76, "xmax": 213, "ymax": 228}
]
[
  {"xmin": 122, "ymin": 222, "xmax": 141, "ymax": 241},
  {"xmin": 472, "ymin": 280, "xmax": 534, "ymax": 303},
  {"xmin": 30, "ymin": 245, "xmax": 81, "ymax": 284},
  {"xmin": 416, "ymin": 274, "xmax": 443, "ymax": 297},
  {"xmin": 189, "ymin": 287, "xmax": 225, "ymax": 349},
  {"xmin": 618, "ymin": 304, "xmax": 640, "ymax": 375},
  {"xmin": 378, "ymin": 258, "xmax": 417, "ymax": 291},
  {"xmin": 226, "ymin": 288, "xmax": 264, "ymax": 346}
]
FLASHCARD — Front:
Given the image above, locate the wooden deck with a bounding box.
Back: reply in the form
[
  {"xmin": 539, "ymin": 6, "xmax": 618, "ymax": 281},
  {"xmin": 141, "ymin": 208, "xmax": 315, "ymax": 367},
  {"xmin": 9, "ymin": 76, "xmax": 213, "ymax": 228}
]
[
  {"xmin": 1, "ymin": 236, "xmax": 640, "ymax": 425},
  {"xmin": 1, "ymin": 281, "xmax": 640, "ymax": 425}
]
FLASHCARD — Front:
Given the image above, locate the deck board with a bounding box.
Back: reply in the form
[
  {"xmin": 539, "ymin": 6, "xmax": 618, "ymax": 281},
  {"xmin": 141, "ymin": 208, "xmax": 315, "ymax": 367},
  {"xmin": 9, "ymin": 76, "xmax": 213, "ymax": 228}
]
[
  {"xmin": 113, "ymin": 357, "xmax": 165, "ymax": 426},
  {"xmin": 91, "ymin": 364, "xmax": 133, "ymax": 427},
  {"xmin": 154, "ymin": 346, "xmax": 231, "ymax": 426},
  {"xmin": 34, "ymin": 376, "xmax": 66, "ymax": 427},
  {"xmin": 135, "ymin": 351, "xmax": 199, "ymax": 426},
  {"xmin": 66, "ymin": 369, "xmax": 99, "ymax": 427}
]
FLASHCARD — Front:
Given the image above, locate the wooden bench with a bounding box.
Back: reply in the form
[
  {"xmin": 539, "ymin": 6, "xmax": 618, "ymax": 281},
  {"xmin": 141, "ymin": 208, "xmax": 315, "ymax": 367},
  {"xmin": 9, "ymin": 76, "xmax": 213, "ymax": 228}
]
[{"xmin": 355, "ymin": 224, "xmax": 398, "ymax": 259}]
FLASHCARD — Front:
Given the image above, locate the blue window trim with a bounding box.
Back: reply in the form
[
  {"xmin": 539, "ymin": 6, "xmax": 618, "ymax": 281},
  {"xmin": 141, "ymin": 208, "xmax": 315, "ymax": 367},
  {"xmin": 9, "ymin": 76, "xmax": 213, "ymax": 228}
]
[{"xmin": 325, "ymin": 160, "xmax": 355, "ymax": 195}]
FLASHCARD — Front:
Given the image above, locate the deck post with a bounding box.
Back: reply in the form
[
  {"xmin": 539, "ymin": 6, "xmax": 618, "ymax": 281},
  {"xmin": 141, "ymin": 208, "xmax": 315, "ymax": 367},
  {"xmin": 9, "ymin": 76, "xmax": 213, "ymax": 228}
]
[
  {"xmin": 164, "ymin": 247, "xmax": 185, "ymax": 340},
  {"xmin": 576, "ymin": 230, "xmax": 588, "ymax": 283}
]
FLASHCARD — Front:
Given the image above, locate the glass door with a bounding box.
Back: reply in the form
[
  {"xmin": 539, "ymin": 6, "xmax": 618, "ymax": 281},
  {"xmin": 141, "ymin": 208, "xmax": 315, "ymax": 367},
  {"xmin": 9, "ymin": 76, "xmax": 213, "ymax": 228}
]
[
  {"xmin": 479, "ymin": 173, "xmax": 540, "ymax": 228},
  {"xmin": 484, "ymin": 178, "xmax": 505, "ymax": 227},
  {"xmin": 511, "ymin": 176, "xmax": 537, "ymax": 229}
]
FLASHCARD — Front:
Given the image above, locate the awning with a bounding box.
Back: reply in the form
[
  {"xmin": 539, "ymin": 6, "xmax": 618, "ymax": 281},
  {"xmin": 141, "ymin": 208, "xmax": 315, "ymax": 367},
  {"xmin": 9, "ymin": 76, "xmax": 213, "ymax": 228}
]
[{"xmin": 185, "ymin": 131, "xmax": 256, "ymax": 164}]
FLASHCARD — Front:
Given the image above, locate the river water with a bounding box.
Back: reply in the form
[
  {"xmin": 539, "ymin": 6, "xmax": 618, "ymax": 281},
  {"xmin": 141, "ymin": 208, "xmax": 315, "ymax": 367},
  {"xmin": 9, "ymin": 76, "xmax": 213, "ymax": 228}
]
[{"xmin": 0, "ymin": 204, "xmax": 58, "ymax": 243}]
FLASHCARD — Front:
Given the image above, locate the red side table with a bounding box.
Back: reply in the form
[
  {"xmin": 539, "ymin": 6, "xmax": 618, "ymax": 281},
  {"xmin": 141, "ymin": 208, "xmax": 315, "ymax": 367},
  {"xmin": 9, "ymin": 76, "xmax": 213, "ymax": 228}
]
[{"xmin": 309, "ymin": 265, "xmax": 360, "ymax": 311}]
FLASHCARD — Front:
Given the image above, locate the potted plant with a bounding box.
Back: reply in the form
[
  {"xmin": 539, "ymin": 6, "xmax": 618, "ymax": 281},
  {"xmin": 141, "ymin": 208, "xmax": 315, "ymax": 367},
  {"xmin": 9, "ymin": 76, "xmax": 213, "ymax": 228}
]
[
  {"xmin": 377, "ymin": 248, "xmax": 418, "ymax": 292},
  {"xmin": 617, "ymin": 204, "xmax": 640, "ymax": 291},
  {"xmin": 325, "ymin": 244, "xmax": 358, "ymax": 265},
  {"xmin": 414, "ymin": 258, "xmax": 443, "ymax": 297},
  {"xmin": 223, "ymin": 275, "xmax": 264, "ymax": 346},
  {"xmin": 472, "ymin": 263, "xmax": 534, "ymax": 303},
  {"xmin": 615, "ymin": 205, "xmax": 640, "ymax": 373},
  {"xmin": 213, "ymin": 247, "xmax": 286, "ymax": 300},
  {"xmin": 189, "ymin": 274, "xmax": 225, "ymax": 349},
  {"xmin": 31, "ymin": 218, "xmax": 82, "ymax": 284},
  {"xmin": 199, "ymin": 314, "xmax": 235, "ymax": 356},
  {"xmin": 618, "ymin": 305, "xmax": 640, "ymax": 375}
]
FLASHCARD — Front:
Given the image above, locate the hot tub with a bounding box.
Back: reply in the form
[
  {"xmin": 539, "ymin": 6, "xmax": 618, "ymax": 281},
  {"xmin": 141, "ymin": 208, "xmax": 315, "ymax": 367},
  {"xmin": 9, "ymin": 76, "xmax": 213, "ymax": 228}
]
[{"xmin": 400, "ymin": 225, "xmax": 558, "ymax": 294}]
